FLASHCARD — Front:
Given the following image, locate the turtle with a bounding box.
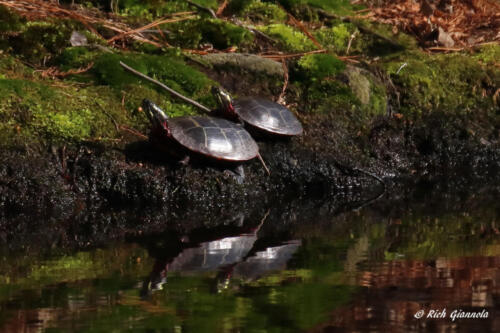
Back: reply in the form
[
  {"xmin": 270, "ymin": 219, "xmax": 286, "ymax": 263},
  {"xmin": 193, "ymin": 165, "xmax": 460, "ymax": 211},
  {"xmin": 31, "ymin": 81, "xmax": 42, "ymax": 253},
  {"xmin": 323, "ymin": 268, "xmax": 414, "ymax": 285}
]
[
  {"xmin": 211, "ymin": 86, "xmax": 303, "ymax": 136},
  {"xmin": 141, "ymin": 99, "xmax": 259, "ymax": 164}
]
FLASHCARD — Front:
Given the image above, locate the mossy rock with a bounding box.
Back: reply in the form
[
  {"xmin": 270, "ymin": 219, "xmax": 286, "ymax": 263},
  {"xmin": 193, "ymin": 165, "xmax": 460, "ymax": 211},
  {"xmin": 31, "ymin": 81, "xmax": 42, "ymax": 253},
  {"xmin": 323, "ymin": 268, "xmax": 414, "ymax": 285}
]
[
  {"xmin": 343, "ymin": 65, "xmax": 387, "ymax": 116},
  {"xmin": 196, "ymin": 53, "xmax": 285, "ymax": 77}
]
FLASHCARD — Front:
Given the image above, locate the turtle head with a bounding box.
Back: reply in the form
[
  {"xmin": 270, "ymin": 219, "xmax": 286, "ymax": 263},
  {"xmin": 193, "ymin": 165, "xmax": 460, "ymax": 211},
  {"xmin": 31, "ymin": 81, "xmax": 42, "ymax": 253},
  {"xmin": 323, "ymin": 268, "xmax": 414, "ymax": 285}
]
[
  {"xmin": 211, "ymin": 86, "xmax": 236, "ymax": 116},
  {"xmin": 142, "ymin": 99, "xmax": 169, "ymax": 131}
]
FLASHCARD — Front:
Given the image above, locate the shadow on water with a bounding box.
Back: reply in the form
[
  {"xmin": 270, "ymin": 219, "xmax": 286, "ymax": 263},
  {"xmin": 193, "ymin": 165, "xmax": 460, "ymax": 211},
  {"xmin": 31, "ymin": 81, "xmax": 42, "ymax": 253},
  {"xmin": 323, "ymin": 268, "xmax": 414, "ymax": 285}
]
[{"xmin": 0, "ymin": 183, "xmax": 500, "ymax": 332}]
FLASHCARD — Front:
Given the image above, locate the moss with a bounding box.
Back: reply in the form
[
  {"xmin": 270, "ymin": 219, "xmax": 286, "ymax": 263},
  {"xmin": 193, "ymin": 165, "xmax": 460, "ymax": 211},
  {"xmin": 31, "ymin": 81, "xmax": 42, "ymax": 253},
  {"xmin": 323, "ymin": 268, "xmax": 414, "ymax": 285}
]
[
  {"xmin": 297, "ymin": 53, "xmax": 345, "ymax": 80},
  {"xmin": 241, "ymin": 1, "xmax": 288, "ymax": 24},
  {"xmin": 7, "ymin": 20, "xmax": 81, "ymax": 66},
  {"xmin": 384, "ymin": 51, "xmax": 499, "ymax": 114},
  {"xmin": 166, "ymin": 18, "xmax": 253, "ymax": 50},
  {"xmin": 471, "ymin": 43, "xmax": 500, "ymax": 66},
  {"xmin": 277, "ymin": 0, "xmax": 358, "ymax": 15},
  {"xmin": 259, "ymin": 24, "xmax": 316, "ymax": 52},
  {"xmin": 299, "ymin": 79, "xmax": 360, "ymax": 113},
  {"xmin": 91, "ymin": 53, "xmax": 214, "ymax": 99},
  {"xmin": 315, "ymin": 23, "xmax": 357, "ymax": 54},
  {"xmin": 0, "ymin": 5, "xmax": 23, "ymax": 34}
]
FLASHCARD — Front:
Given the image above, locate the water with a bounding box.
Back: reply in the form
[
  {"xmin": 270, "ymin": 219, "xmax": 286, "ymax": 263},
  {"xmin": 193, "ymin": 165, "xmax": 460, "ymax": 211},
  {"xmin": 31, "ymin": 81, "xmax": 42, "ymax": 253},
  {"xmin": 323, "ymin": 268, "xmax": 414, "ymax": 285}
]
[{"xmin": 1, "ymin": 187, "xmax": 499, "ymax": 332}]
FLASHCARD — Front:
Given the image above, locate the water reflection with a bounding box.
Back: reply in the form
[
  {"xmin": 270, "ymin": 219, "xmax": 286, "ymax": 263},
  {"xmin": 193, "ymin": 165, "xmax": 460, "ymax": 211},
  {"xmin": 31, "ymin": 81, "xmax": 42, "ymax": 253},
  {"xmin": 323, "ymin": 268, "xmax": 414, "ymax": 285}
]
[
  {"xmin": 142, "ymin": 212, "xmax": 301, "ymax": 296},
  {"xmin": 0, "ymin": 188, "xmax": 499, "ymax": 332}
]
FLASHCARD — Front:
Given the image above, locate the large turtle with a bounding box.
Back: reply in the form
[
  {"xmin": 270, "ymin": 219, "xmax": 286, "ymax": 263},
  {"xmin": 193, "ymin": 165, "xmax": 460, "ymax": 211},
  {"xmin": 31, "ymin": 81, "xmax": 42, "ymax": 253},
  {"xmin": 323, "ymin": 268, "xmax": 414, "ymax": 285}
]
[
  {"xmin": 142, "ymin": 99, "xmax": 259, "ymax": 163},
  {"xmin": 211, "ymin": 86, "xmax": 303, "ymax": 136}
]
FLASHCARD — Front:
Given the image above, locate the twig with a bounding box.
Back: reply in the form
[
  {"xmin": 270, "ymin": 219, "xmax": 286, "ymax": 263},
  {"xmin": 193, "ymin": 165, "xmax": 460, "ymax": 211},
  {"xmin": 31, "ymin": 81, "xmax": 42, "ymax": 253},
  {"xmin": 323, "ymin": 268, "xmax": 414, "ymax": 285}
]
[
  {"xmin": 257, "ymin": 153, "xmax": 270, "ymax": 175},
  {"xmin": 107, "ymin": 15, "xmax": 196, "ymax": 44},
  {"xmin": 38, "ymin": 62, "xmax": 94, "ymax": 78},
  {"xmin": 103, "ymin": 25, "xmax": 163, "ymax": 48},
  {"xmin": 120, "ymin": 125, "xmax": 148, "ymax": 139},
  {"xmin": 426, "ymin": 46, "xmax": 464, "ymax": 52},
  {"xmin": 281, "ymin": 5, "xmax": 323, "ymax": 49},
  {"xmin": 95, "ymin": 101, "xmax": 120, "ymax": 132},
  {"xmin": 337, "ymin": 55, "xmax": 360, "ymax": 63},
  {"xmin": 277, "ymin": 59, "xmax": 289, "ymax": 104},
  {"xmin": 355, "ymin": 8, "xmax": 372, "ymax": 14},
  {"xmin": 317, "ymin": 9, "xmax": 402, "ymax": 49},
  {"xmin": 261, "ymin": 49, "xmax": 327, "ymax": 59},
  {"xmin": 216, "ymin": 0, "xmax": 228, "ymax": 16},
  {"xmin": 185, "ymin": 0, "xmax": 217, "ymax": 19},
  {"xmin": 231, "ymin": 18, "xmax": 277, "ymax": 44},
  {"xmin": 120, "ymin": 61, "xmax": 212, "ymax": 113},
  {"xmin": 346, "ymin": 31, "xmax": 357, "ymax": 55}
]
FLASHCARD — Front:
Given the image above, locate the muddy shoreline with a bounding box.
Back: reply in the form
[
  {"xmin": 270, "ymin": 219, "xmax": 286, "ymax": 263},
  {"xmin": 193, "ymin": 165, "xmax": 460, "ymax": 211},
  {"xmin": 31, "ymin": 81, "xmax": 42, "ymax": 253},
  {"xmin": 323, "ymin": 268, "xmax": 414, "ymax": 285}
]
[{"xmin": 1, "ymin": 108, "xmax": 498, "ymax": 251}]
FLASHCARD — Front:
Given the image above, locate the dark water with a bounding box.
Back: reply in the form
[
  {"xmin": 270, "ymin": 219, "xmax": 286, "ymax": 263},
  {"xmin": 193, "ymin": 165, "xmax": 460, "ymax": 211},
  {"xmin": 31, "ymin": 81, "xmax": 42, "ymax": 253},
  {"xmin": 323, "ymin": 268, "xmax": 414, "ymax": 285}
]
[{"xmin": 1, "ymin": 187, "xmax": 500, "ymax": 332}]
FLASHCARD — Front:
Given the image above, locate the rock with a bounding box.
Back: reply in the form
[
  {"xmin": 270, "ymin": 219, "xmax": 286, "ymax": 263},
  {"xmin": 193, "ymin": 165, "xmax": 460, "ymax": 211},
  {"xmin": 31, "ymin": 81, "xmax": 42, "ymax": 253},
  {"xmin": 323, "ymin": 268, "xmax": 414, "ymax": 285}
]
[
  {"xmin": 438, "ymin": 27, "xmax": 455, "ymax": 47},
  {"xmin": 195, "ymin": 53, "xmax": 284, "ymax": 77},
  {"xmin": 70, "ymin": 31, "xmax": 88, "ymax": 46},
  {"xmin": 344, "ymin": 65, "xmax": 371, "ymax": 105}
]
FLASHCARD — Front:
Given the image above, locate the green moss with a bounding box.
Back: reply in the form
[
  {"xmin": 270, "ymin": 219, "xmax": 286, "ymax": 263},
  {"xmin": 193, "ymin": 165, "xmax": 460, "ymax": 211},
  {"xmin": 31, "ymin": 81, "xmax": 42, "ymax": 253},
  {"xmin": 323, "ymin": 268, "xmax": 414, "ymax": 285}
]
[
  {"xmin": 315, "ymin": 23, "xmax": 357, "ymax": 54},
  {"xmin": 385, "ymin": 51, "xmax": 499, "ymax": 114},
  {"xmin": 92, "ymin": 53, "xmax": 214, "ymax": 99},
  {"xmin": 472, "ymin": 43, "xmax": 500, "ymax": 66},
  {"xmin": 167, "ymin": 19, "xmax": 253, "ymax": 50},
  {"xmin": 299, "ymin": 79, "xmax": 360, "ymax": 113},
  {"xmin": 277, "ymin": 0, "xmax": 358, "ymax": 15},
  {"xmin": 241, "ymin": 1, "xmax": 288, "ymax": 24},
  {"xmin": 297, "ymin": 53, "xmax": 345, "ymax": 80},
  {"xmin": 7, "ymin": 20, "xmax": 81, "ymax": 65},
  {"xmin": 0, "ymin": 5, "xmax": 23, "ymax": 34},
  {"xmin": 259, "ymin": 24, "xmax": 316, "ymax": 52}
]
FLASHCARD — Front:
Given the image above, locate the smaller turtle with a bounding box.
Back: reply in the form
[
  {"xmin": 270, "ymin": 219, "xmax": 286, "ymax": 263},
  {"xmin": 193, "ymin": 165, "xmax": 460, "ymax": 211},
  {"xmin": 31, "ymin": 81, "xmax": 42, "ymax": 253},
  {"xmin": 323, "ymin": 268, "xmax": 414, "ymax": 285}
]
[
  {"xmin": 211, "ymin": 86, "xmax": 303, "ymax": 136},
  {"xmin": 142, "ymin": 99, "xmax": 259, "ymax": 165}
]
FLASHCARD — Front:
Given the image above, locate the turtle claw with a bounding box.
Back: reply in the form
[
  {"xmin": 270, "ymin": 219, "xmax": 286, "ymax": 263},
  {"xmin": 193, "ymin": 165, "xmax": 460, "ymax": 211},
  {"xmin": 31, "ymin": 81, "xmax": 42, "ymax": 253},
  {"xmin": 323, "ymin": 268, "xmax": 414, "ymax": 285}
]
[
  {"xmin": 224, "ymin": 165, "xmax": 245, "ymax": 184},
  {"xmin": 178, "ymin": 155, "xmax": 190, "ymax": 166}
]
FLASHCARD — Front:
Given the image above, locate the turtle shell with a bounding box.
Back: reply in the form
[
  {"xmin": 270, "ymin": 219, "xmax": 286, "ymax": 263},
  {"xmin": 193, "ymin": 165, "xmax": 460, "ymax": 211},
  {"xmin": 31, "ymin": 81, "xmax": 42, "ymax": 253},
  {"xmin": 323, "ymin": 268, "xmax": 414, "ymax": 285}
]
[
  {"xmin": 233, "ymin": 98, "xmax": 303, "ymax": 136},
  {"xmin": 169, "ymin": 116, "xmax": 259, "ymax": 162}
]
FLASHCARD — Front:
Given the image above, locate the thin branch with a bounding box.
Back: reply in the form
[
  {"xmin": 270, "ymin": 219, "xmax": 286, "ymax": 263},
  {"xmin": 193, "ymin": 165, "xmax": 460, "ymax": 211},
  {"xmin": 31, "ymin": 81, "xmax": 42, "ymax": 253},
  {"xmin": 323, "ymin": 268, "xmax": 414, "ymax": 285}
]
[
  {"xmin": 185, "ymin": 0, "xmax": 217, "ymax": 19},
  {"xmin": 281, "ymin": 5, "xmax": 323, "ymax": 49},
  {"xmin": 317, "ymin": 9, "xmax": 402, "ymax": 49},
  {"xmin": 216, "ymin": 0, "xmax": 228, "ymax": 16},
  {"xmin": 278, "ymin": 59, "xmax": 289, "ymax": 104},
  {"xmin": 120, "ymin": 125, "xmax": 148, "ymax": 139},
  {"xmin": 257, "ymin": 153, "xmax": 270, "ymax": 175},
  {"xmin": 95, "ymin": 102, "xmax": 120, "ymax": 132},
  {"xmin": 119, "ymin": 61, "xmax": 212, "ymax": 113},
  {"xmin": 260, "ymin": 49, "xmax": 327, "ymax": 59},
  {"xmin": 107, "ymin": 15, "xmax": 196, "ymax": 44}
]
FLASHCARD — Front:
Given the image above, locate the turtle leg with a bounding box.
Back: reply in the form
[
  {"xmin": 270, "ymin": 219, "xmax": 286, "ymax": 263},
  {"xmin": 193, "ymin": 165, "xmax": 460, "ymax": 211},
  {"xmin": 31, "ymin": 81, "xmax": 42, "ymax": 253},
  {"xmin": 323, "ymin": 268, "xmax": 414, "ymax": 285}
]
[
  {"xmin": 224, "ymin": 165, "xmax": 245, "ymax": 184},
  {"xmin": 178, "ymin": 155, "xmax": 190, "ymax": 166}
]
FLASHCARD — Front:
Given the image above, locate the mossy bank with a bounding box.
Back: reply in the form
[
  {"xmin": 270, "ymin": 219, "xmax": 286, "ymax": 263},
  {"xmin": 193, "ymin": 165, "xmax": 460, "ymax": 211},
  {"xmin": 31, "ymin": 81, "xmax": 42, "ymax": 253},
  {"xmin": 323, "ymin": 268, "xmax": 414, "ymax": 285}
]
[{"xmin": 0, "ymin": 1, "xmax": 498, "ymax": 241}]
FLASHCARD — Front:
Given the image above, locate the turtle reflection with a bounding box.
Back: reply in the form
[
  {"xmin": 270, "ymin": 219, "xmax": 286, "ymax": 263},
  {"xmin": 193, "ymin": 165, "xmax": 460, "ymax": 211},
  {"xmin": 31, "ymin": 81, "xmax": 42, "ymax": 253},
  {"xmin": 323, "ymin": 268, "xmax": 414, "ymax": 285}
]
[{"xmin": 141, "ymin": 213, "xmax": 300, "ymax": 296}]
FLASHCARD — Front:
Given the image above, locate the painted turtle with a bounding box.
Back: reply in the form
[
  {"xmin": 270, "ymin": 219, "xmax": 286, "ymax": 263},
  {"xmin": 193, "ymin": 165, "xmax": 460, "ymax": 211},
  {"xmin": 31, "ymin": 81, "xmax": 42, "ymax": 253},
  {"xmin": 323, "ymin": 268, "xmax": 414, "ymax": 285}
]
[
  {"xmin": 211, "ymin": 86, "xmax": 303, "ymax": 136},
  {"xmin": 142, "ymin": 99, "xmax": 259, "ymax": 162}
]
